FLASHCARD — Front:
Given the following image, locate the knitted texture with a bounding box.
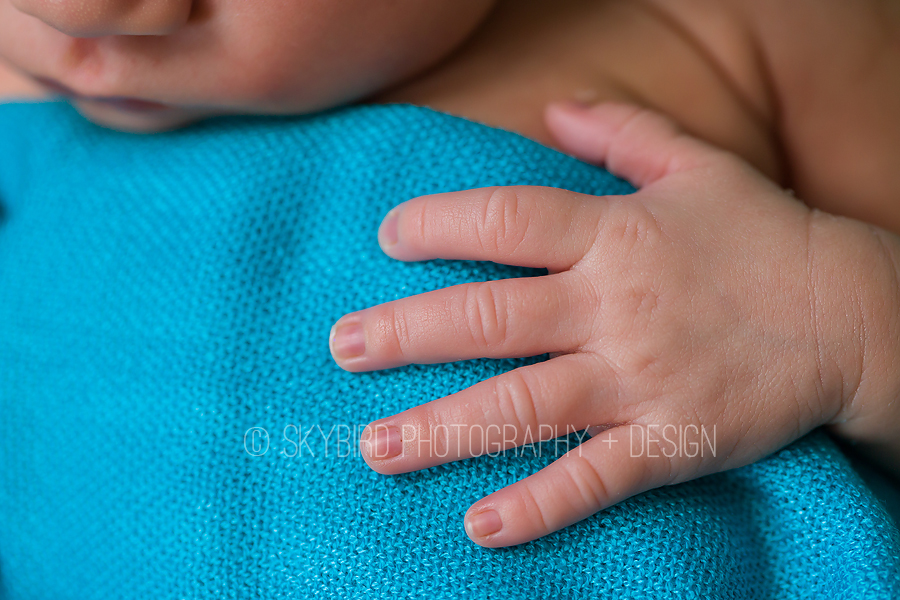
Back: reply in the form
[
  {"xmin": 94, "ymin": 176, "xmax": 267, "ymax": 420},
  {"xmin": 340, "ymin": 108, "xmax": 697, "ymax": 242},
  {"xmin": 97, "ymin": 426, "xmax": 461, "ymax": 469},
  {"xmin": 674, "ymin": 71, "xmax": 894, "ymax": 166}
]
[{"xmin": 0, "ymin": 102, "xmax": 898, "ymax": 599}]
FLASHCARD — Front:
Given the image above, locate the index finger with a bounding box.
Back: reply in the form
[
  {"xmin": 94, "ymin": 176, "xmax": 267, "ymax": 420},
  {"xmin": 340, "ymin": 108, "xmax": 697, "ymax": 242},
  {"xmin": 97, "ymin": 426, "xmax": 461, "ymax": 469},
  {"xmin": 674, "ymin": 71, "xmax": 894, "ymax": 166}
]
[{"xmin": 378, "ymin": 186, "xmax": 606, "ymax": 271}]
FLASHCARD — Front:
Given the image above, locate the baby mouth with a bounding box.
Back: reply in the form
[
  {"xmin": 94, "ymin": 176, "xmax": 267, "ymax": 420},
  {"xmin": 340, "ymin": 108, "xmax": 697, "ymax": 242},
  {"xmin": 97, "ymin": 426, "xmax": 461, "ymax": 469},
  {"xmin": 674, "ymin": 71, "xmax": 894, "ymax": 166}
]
[
  {"xmin": 34, "ymin": 76, "xmax": 170, "ymax": 112},
  {"xmin": 87, "ymin": 96, "xmax": 170, "ymax": 112}
]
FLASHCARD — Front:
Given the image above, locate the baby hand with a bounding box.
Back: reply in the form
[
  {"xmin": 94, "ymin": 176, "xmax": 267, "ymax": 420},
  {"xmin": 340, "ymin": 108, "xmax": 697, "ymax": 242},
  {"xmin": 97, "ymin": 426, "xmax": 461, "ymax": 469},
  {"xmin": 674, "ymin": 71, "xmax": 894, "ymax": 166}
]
[{"xmin": 330, "ymin": 102, "xmax": 900, "ymax": 547}]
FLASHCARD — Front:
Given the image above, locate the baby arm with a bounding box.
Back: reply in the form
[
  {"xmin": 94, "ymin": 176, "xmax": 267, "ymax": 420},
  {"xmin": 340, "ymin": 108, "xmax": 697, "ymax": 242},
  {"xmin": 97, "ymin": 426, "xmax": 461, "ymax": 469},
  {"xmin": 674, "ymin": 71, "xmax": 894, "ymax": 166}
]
[{"xmin": 330, "ymin": 103, "xmax": 900, "ymax": 547}]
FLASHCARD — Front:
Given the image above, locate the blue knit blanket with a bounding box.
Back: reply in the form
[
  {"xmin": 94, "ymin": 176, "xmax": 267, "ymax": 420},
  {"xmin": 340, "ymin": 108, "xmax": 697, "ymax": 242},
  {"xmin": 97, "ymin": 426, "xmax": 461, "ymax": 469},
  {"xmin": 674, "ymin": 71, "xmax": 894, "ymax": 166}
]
[{"xmin": 0, "ymin": 102, "xmax": 897, "ymax": 599}]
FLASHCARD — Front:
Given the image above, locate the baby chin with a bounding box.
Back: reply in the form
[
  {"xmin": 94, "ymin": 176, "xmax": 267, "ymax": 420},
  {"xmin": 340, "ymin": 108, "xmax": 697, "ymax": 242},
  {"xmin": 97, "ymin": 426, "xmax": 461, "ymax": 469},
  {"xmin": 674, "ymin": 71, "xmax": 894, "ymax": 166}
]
[{"xmin": 73, "ymin": 97, "xmax": 211, "ymax": 132}]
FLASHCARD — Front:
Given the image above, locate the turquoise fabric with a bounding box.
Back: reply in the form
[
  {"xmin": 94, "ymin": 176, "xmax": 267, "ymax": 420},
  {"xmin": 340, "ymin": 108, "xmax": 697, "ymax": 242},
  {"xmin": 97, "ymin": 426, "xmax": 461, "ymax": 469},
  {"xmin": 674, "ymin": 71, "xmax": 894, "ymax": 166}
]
[{"xmin": 0, "ymin": 101, "xmax": 898, "ymax": 599}]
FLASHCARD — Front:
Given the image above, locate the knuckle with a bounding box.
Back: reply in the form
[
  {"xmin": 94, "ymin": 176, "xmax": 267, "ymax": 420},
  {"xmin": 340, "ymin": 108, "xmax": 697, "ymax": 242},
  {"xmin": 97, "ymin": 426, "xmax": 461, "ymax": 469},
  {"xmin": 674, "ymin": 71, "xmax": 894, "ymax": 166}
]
[
  {"xmin": 479, "ymin": 187, "xmax": 529, "ymax": 255},
  {"xmin": 607, "ymin": 107, "xmax": 676, "ymax": 175},
  {"xmin": 604, "ymin": 199, "xmax": 664, "ymax": 252},
  {"xmin": 560, "ymin": 454, "xmax": 612, "ymax": 512},
  {"xmin": 609, "ymin": 104, "xmax": 647, "ymax": 138},
  {"xmin": 625, "ymin": 422, "xmax": 682, "ymax": 487},
  {"xmin": 663, "ymin": 453, "xmax": 683, "ymax": 485},
  {"xmin": 406, "ymin": 198, "xmax": 431, "ymax": 247},
  {"xmin": 420, "ymin": 408, "xmax": 451, "ymax": 459},
  {"xmin": 569, "ymin": 271, "xmax": 605, "ymax": 347},
  {"xmin": 397, "ymin": 197, "xmax": 436, "ymax": 248},
  {"xmin": 516, "ymin": 483, "xmax": 552, "ymax": 535},
  {"xmin": 461, "ymin": 282, "xmax": 509, "ymax": 351},
  {"xmin": 493, "ymin": 368, "xmax": 541, "ymax": 434},
  {"xmin": 630, "ymin": 285, "xmax": 662, "ymax": 333},
  {"xmin": 618, "ymin": 107, "xmax": 680, "ymax": 146},
  {"xmin": 646, "ymin": 441, "xmax": 679, "ymax": 485},
  {"xmin": 376, "ymin": 305, "xmax": 414, "ymax": 360}
]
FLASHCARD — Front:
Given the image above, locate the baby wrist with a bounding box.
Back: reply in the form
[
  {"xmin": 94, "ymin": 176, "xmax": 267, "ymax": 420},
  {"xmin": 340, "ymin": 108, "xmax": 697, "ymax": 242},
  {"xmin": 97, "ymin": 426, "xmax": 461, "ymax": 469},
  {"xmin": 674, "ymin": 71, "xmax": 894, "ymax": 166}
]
[{"xmin": 813, "ymin": 213, "xmax": 900, "ymax": 474}]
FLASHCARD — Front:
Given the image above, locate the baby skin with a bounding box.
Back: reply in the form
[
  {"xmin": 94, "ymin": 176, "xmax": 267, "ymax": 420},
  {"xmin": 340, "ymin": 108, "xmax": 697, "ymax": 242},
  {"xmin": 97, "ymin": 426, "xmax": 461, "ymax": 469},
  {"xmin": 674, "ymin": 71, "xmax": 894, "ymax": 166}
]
[{"xmin": 2, "ymin": 0, "xmax": 899, "ymax": 548}]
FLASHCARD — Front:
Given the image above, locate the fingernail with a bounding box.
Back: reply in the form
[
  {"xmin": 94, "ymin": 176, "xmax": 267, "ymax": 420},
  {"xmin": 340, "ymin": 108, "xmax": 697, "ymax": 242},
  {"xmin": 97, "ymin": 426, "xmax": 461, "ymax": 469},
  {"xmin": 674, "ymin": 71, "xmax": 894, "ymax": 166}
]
[
  {"xmin": 363, "ymin": 425, "xmax": 403, "ymax": 460},
  {"xmin": 330, "ymin": 319, "xmax": 365, "ymax": 360},
  {"xmin": 379, "ymin": 207, "xmax": 400, "ymax": 248},
  {"xmin": 465, "ymin": 509, "xmax": 502, "ymax": 538}
]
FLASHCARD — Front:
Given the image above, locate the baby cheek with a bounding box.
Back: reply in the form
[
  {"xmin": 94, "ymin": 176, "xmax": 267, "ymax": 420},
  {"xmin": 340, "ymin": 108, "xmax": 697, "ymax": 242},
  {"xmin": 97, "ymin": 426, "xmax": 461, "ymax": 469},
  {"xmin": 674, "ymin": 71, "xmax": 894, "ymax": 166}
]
[
  {"xmin": 216, "ymin": 53, "xmax": 370, "ymax": 114},
  {"xmin": 220, "ymin": 65, "xmax": 313, "ymax": 111},
  {"xmin": 10, "ymin": 0, "xmax": 192, "ymax": 37}
]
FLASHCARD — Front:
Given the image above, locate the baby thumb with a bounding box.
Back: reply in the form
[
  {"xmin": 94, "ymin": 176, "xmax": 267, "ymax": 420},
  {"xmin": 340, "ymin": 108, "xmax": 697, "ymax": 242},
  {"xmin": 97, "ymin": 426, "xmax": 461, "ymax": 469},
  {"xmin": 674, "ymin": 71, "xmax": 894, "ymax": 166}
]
[{"xmin": 544, "ymin": 101, "xmax": 726, "ymax": 189}]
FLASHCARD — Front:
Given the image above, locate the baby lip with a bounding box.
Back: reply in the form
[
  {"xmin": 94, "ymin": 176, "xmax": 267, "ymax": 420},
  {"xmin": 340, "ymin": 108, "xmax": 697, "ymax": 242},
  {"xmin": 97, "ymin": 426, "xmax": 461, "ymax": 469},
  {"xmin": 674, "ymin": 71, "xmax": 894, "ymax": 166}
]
[
  {"xmin": 92, "ymin": 97, "xmax": 169, "ymax": 112},
  {"xmin": 34, "ymin": 75, "xmax": 76, "ymax": 97},
  {"xmin": 33, "ymin": 76, "xmax": 169, "ymax": 112}
]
